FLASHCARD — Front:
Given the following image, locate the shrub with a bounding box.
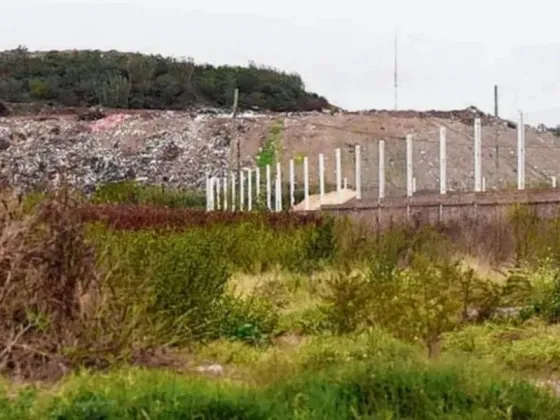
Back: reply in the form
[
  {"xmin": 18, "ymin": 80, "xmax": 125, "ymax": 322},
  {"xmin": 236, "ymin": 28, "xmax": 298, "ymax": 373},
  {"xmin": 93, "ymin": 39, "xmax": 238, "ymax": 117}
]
[
  {"xmin": 321, "ymin": 271, "xmax": 372, "ymax": 334},
  {"xmin": 320, "ymin": 226, "xmax": 532, "ymax": 356},
  {"xmin": 0, "ymin": 192, "xmax": 121, "ymax": 379},
  {"xmin": 78, "ymin": 203, "xmax": 323, "ymax": 232},
  {"xmin": 299, "ymin": 215, "xmax": 337, "ymax": 271},
  {"xmin": 92, "ymin": 181, "xmax": 206, "ymax": 209},
  {"xmin": 278, "ymin": 306, "xmax": 333, "ymax": 335},
  {"xmin": 214, "ymin": 294, "xmax": 279, "ymax": 345},
  {"xmin": 528, "ymin": 270, "xmax": 560, "ymax": 323},
  {"xmin": 96, "ymin": 228, "xmax": 232, "ymax": 344}
]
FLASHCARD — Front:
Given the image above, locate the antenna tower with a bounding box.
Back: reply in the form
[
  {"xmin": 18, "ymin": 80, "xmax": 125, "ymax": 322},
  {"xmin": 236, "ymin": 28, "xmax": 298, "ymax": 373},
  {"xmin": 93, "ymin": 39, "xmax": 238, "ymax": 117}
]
[{"xmin": 394, "ymin": 27, "xmax": 398, "ymax": 110}]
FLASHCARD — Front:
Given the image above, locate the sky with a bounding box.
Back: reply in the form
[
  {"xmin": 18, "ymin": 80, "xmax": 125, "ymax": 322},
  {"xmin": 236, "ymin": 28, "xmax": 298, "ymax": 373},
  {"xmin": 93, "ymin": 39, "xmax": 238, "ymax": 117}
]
[{"xmin": 2, "ymin": 0, "xmax": 560, "ymax": 126}]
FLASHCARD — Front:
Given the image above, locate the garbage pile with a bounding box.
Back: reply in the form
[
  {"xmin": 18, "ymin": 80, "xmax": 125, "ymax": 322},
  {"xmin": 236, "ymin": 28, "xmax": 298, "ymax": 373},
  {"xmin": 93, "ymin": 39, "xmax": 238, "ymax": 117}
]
[{"xmin": 0, "ymin": 110, "xmax": 240, "ymax": 193}]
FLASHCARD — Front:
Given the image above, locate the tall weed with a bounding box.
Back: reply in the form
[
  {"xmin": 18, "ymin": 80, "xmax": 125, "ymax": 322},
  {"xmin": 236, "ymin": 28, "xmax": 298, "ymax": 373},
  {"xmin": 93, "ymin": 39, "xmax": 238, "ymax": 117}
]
[
  {"xmin": 95, "ymin": 228, "xmax": 231, "ymax": 344},
  {"xmin": 0, "ymin": 193, "xmax": 130, "ymax": 379}
]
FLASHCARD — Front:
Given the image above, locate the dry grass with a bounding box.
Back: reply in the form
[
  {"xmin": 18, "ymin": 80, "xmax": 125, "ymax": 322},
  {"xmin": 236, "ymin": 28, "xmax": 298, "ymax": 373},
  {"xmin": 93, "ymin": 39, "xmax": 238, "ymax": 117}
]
[
  {"xmin": 0, "ymin": 191, "xmax": 155, "ymax": 381},
  {"xmin": 458, "ymin": 255, "xmax": 506, "ymax": 283},
  {"xmin": 228, "ymin": 270, "xmax": 329, "ymax": 316},
  {"xmin": 0, "ymin": 192, "xmax": 100, "ymax": 380}
]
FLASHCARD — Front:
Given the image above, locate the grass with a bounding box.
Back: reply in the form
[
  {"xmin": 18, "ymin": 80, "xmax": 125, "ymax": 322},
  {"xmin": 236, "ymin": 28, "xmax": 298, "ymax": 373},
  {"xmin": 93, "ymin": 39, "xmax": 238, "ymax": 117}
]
[
  {"xmin": 443, "ymin": 321, "xmax": 560, "ymax": 377},
  {"xmin": 4, "ymin": 190, "xmax": 560, "ymax": 417},
  {"xmin": 3, "ymin": 335, "xmax": 560, "ymax": 419}
]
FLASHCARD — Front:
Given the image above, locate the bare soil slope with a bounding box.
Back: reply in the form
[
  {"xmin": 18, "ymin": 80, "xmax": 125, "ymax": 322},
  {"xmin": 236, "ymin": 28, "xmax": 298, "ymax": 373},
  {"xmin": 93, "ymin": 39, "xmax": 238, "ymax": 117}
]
[{"xmin": 236, "ymin": 108, "xmax": 559, "ymax": 197}]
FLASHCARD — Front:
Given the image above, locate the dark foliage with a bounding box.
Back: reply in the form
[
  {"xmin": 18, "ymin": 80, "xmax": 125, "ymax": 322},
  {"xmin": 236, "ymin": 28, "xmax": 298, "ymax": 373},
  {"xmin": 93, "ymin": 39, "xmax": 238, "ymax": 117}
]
[
  {"xmin": 77, "ymin": 204, "xmax": 324, "ymax": 231},
  {"xmin": 0, "ymin": 100, "xmax": 10, "ymax": 116},
  {"xmin": 76, "ymin": 106, "xmax": 106, "ymax": 121},
  {"xmin": 0, "ymin": 46, "xmax": 330, "ymax": 112}
]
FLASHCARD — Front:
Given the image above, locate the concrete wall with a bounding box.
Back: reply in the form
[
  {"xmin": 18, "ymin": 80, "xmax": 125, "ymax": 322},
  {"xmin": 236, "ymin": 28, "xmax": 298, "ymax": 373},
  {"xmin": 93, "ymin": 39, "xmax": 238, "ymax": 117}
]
[{"xmin": 321, "ymin": 188, "xmax": 560, "ymax": 229}]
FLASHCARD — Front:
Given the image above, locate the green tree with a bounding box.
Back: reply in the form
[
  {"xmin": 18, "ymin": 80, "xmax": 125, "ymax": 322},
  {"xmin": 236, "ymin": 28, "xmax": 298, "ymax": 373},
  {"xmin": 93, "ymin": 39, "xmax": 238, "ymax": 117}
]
[{"xmin": 0, "ymin": 47, "xmax": 330, "ymax": 112}]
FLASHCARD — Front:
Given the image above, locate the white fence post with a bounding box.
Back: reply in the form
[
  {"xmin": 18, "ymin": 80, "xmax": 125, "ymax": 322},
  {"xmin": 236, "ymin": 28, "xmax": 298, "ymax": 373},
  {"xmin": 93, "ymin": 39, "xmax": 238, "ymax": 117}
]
[
  {"xmin": 276, "ymin": 162, "xmax": 282, "ymax": 212},
  {"xmin": 440, "ymin": 127, "xmax": 447, "ymax": 195},
  {"xmin": 482, "ymin": 176, "xmax": 487, "ymax": 192},
  {"xmin": 231, "ymin": 172, "xmax": 236, "ymax": 211},
  {"xmin": 335, "ymin": 148, "xmax": 342, "ymax": 199},
  {"xmin": 247, "ymin": 169, "xmax": 252, "ymax": 211},
  {"xmin": 209, "ymin": 177, "xmax": 216, "ymax": 211},
  {"xmin": 266, "ymin": 164, "xmax": 272, "ymax": 210},
  {"xmin": 517, "ymin": 111, "xmax": 526, "ymax": 190},
  {"xmin": 240, "ymin": 170, "xmax": 245, "ymax": 211},
  {"xmin": 205, "ymin": 174, "xmax": 210, "ymax": 211},
  {"xmin": 289, "ymin": 159, "xmax": 295, "ymax": 208},
  {"xmin": 355, "ymin": 144, "xmax": 362, "ymax": 199},
  {"xmin": 474, "ymin": 118, "xmax": 482, "ymax": 192},
  {"xmin": 215, "ymin": 177, "xmax": 221, "ymax": 210},
  {"xmin": 256, "ymin": 166, "xmax": 261, "ymax": 203},
  {"xmin": 412, "ymin": 177, "xmax": 417, "ymax": 194},
  {"xmin": 406, "ymin": 134, "xmax": 413, "ymax": 197},
  {"xmin": 304, "ymin": 156, "xmax": 310, "ymax": 211},
  {"xmin": 553, "ymin": 176, "xmax": 557, "ymax": 188},
  {"xmin": 223, "ymin": 176, "xmax": 228, "ymax": 211},
  {"xmin": 319, "ymin": 153, "xmax": 325, "ymax": 204},
  {"xmin": 379, "ymin": 140, "xmax": 385, "ymax": 199}
]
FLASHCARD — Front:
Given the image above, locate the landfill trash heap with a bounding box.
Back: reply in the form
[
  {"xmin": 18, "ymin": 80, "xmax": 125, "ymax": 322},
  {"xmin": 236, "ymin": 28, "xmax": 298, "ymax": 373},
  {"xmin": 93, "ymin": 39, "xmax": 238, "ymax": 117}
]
[{"xmin": 0, "ymin": 108, "xmax": 245, "ymax": 193}]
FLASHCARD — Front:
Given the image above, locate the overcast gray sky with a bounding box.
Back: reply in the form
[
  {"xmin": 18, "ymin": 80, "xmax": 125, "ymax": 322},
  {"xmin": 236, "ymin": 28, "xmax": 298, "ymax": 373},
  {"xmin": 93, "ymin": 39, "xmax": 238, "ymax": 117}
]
[{"xmin": 2, "ymin": 0, "xmax": 560, "ymax": 126}]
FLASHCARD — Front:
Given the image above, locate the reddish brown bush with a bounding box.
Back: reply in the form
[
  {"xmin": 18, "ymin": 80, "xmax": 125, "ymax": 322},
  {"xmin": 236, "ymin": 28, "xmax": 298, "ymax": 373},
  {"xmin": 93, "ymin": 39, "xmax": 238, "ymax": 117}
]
[
  {"xmin": 0, "ymin": 193, "xmax": 101, "ymax": 379},
  {"xmin": 77, "ymin": 204, "xmax": 325, "ymax": 231}
]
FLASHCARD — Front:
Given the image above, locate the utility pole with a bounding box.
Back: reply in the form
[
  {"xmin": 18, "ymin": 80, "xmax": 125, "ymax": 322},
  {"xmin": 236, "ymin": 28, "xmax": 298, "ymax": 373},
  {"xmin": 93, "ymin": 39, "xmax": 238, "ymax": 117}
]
[
  {"xmin": 517, "ymin": 110, "xmax": 525, "ymax": 190},
  {"xmin": 394, "ymin": 27, "xmax": 398, "ymax": 110},
  {"xmin": 494, "ymin": 85, "xmax": 499, "ymax": 169},
  {"xmin": 232, "ymin": 88, "xmax": 240, "ymax": 203}
]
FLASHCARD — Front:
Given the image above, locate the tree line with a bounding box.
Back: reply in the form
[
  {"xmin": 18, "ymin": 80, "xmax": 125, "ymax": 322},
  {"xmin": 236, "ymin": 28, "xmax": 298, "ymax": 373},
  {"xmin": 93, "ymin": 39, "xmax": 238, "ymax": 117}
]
[{"xmin": 0, "ymin": 46, "xmax": 330, "ymax": 112}]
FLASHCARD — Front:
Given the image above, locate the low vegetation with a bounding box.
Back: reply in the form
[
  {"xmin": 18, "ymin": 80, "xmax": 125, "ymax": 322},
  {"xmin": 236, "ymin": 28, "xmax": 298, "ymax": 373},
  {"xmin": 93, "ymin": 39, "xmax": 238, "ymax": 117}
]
[{"xmin": 2, "ymin": 187, "xmax": 560, "ymax": 418}]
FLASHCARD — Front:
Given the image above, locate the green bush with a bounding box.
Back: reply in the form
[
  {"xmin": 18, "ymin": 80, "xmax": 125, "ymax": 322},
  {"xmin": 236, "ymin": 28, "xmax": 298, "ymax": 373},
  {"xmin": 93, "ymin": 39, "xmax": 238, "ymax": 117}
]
[
  {"xmin": 530, "ymin": 271, "xmax": 560, "ymax": 323},
  {"xmin": 92, "ymin": 181, "xmax": 206, "ymax": 209},
  {"xmin": 321, "ymin": 271, "xmax": 372, "ymax": 334},
  {"xmin": 214, "ymin": 294, "xmax": 279, "ymax": 345},
  {"xmin": 300, "ymin": 215, "xmax": 337, "ymax": 270},
  {"xmin": 88, "ymin": 218, "xmax": 338, "ymax": 345},
  {"xmin": 321, "ymin": 227, "xmax": 532, "ymax": 355},
  {"xmin": 95, "ymin": 228, "xmax": 231, "ymax": 344},
  {"xmin": 279, "ymin": 306, "xmax": 333, "ymax": 335}
]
